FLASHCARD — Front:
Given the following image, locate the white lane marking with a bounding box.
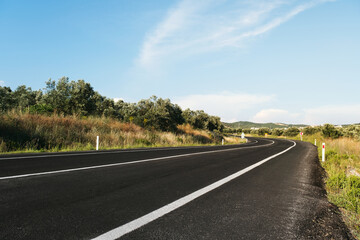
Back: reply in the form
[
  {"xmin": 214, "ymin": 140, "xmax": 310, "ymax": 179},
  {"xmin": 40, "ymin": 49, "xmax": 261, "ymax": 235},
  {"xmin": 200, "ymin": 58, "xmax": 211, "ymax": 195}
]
[
  {"xmin": 92, "ymin": 140, "xmax": 296, "ymax": 240},
  {"xmin": 0, "ymin": 140, "xmax": 259, "ymax": 161},
  {"xmin": 0, "ymin": 140, "xmax": 271, "ymax": 180}
]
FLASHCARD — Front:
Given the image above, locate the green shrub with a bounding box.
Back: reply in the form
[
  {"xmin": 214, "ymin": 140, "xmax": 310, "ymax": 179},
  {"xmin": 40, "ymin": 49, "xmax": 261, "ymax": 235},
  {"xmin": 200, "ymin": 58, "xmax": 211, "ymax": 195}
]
[
  {"xmin": 283, "ymin": 127, "xmax": 300, "ymax": 137},
  {"xmin": 29, "ymin": 104, "xmax": 54, "ymax": 115},
  {"xmin": 327, "ymin": 173, "xmax": 347, "ymax": 189},
  {"xmin": 272, "ymin": 128, "xmax": 283, "ymax": 136},
  {"xmin": 258, "ymin": 128, "xmax": 270, "ymax": 136},
  {"xmin": 322, "ymin": 124, "xmax": 343, "ymax": 139},
  {"xmin": 303, "ymin": 126, "xmax": 321, "ymax": 135}
]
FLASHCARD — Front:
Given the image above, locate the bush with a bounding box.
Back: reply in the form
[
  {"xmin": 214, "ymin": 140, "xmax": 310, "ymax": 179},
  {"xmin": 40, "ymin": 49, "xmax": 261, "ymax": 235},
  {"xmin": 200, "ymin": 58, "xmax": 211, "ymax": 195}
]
[
  {"xmin": 283, "ymin": 127, "xmax": 300, "ymax": 137},
  {"xmin": 258, "ymin": 128, "xmax": 270, "ymax": 136},
  {"xmin": 272, "ymin": 128, "xmax": 283, "ymax": 136},
  {"xmin": 322, "ymin": 124, "xmax": 343, "ymax": 139},
  {"xmin": 303, "ymin": 126, "xmax": 321, "ymax": 135},
  {"xmin": 343, "ymin": 125, "xmax": 360, "ymax": 140},
  {"xmin": 29, "ymin": 104, "xmax": 54, "ymax": 115}
]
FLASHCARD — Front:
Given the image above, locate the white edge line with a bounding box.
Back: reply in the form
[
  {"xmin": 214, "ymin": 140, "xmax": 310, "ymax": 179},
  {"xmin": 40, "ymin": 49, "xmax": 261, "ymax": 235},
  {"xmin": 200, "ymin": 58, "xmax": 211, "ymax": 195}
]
[
  {"xmin": 92, "ymin": 140, "xmax": 296, "ymax": 240},
  {"xmin": 0, "ymin": 140, "xmax": 259, "ymax": 161},
  {"xmin": 0, "ymin": 140, "xmax": 270, "ymax": 180}
]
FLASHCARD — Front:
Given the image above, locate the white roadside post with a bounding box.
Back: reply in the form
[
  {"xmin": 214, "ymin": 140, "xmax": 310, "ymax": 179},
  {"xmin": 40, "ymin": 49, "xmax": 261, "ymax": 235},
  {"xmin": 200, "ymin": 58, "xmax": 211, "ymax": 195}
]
[
  {"xmin": 322, "ymin": 143, "xmax": 325, "ymax": 162},
  {"xmin": 300, "ymin": 132, "xmax": 303, "ymax": 141},
  {"xmin": 96, "ymin": 136, "xmax": 99, "ymax": 151},
  {"xmin": 222, "ymin": 139, "xmax": 224, "ymax": 145},
  {"xmin": 314, "ymin": 139, "xmax": 317, "ymax": 146}
]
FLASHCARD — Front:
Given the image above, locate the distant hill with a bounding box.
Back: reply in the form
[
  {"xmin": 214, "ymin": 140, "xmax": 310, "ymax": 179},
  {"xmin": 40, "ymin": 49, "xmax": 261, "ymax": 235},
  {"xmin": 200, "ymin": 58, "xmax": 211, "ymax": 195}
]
[{"xmin": 223, "ymin": 121, "xmax": 308, "ymax": 129}]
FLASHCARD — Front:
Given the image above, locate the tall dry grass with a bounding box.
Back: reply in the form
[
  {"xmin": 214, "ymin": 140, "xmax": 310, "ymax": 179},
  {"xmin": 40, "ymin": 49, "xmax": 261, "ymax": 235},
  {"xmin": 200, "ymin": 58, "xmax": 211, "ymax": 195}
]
[{"xmin": 0, "ymin": 113, "xmax": 220, "ymax": 153}]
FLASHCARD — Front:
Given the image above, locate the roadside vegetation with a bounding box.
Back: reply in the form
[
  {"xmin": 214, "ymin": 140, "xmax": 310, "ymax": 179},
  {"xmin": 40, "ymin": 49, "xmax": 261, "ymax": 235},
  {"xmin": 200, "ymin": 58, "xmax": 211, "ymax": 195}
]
[
  {"xmin": 0, "ymin": 113, "xmax": 227, "ymax": 153},
  {"xmin": 235, "ymin": 124, "xmax": 360, "ymax": 238},
  {"xmin": 0, "ymin": 77, "xmax": 247, "ymax": 154}
]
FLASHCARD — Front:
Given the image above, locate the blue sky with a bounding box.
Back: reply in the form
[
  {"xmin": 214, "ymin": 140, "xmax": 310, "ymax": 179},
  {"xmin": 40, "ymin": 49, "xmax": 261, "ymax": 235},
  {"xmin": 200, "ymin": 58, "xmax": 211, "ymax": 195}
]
[{"xmin": 1, "ymin": 0, "xmax": 359, "ymax": 124}]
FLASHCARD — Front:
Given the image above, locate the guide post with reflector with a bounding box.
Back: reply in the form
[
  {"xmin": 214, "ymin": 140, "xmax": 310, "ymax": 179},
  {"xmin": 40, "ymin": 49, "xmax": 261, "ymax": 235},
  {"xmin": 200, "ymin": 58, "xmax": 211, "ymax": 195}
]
[{"xmin": 322, "ymin": 143, "xmax": 325, "ymax": 162}]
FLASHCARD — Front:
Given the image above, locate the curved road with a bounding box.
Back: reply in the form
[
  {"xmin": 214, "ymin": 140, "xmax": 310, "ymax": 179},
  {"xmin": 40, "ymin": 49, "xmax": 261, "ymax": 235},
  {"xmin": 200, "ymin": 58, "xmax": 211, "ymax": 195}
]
[{"xmin": 0, "ymin": 138, "xmax": 352, "ymax": 239}]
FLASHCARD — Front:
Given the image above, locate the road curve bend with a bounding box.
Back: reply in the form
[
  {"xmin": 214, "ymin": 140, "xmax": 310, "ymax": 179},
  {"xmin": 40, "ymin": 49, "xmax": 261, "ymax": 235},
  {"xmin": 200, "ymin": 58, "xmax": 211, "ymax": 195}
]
[{"xmin": 0, "ymin": 138, "xmax": 353, "ymax": 239}]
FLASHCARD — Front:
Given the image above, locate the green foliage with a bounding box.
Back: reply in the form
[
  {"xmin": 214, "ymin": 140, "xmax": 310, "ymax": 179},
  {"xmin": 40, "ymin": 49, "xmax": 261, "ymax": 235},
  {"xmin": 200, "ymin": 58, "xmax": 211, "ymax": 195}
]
[
  {"xmin": 133, "ymin": 96, "xmax": 184, "ymax": 132},
  {"xmin": 283, "ymin": 127, "xmax": 300, "ymax": 137},
  {"xmin": 271, "ymin": 128, "xmax": 284, "ymax": 136},
  {"xmin": 343, "ymin": 125, "xmax": 360, "ymax": 140},
  {"xmin": 257, "ymin": 127, "xmax": 270, "ymax": 136},
  {"xmin": 328, "ymin": 173, "xmax": 360, "ymax": 214},
  {"xmin": 0, "ymin": 77, "xmax": 224, "ymax": 133},
  {"xmin": 243, "ymin": 129, "xmax": 252, "ymax": 134},
  {"xmin": 11, "ymin": 85, "xmax": 37, "ymax": 111},
  {"xmin": 322, "ymin": 124, "xmax": 343, "ymax": 139},
  {"xmin": 182, "ymin": 108, "xmax": 223, "ymax": 132},
  {"xmin": 29, "ymin": 104, "xmax": 54, "ymax": 115},
  {"xmin": 303, "ymin": 126, "xmax": 321, "ymax": 135},
  {"xmin": 223, "ymin": 128, "xmax": 242, "ymax": 134},
  {"xmin": 250, "ymin": 129, "xmax": 258, "ymax": 135},
  {"xmin": 0, "ymin": 86, "xmax": 14, "ymax": 111}
]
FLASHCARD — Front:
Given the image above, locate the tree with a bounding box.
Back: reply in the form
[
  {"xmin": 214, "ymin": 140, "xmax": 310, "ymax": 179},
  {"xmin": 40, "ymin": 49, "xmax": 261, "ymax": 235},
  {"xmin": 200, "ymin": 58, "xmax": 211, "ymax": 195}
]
[
  {"xmin": 12, "ymin": 85, "xmax": 36, "ymax": 111},
  {"xmin": 0, "ymin": 86, "xmax": 14, "ymax": 112},
  {"xmin": 272, "ymin": 128, "xmax": 284, "ymax": 136},
  {"xmin": 68, "ymin": 80, "xmax": 97, "ymax": 115},
  {"xmin": 284, "ymin": 127, "xmax": 300, "ymax": 137},
  {"xmin": 43, "ymin": 77, "xmax": 71, "ymax": 114},
  {"xmin": 322, "ymin": 124, "xmax": 342, "ymax": 139},
  {"xmin": 258, "ymin": 128, "xmax": 270, "ymax": 136},
  {"xmin": 136, "ymin": 96, "xmax": 184, "ymax": 132},
  {"xmin": 303, "ymin": 126, "xmax": 320, "ymax": 135}
]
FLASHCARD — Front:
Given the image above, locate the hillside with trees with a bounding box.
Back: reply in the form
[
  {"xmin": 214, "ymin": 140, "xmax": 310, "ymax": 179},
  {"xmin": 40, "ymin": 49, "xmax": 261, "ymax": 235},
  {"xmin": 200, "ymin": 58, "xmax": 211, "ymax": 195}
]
[
  {"xmin": 223, "ymin": 121, "xmax": 307, "ymax": 129},
  {"xmin": 0, "ymin": 77, "xmax": 223, "ymax": 132},
  {"xmin": 0, "ymin": 77, "xmax": 229, "ymax": 153}
]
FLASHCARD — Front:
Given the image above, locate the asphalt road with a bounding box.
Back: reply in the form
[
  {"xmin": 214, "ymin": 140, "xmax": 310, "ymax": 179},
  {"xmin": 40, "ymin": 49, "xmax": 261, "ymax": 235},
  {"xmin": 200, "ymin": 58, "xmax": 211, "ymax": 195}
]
[{"xmin": 0, "ymin": 138, "xmax": 353, "ymax": 239}]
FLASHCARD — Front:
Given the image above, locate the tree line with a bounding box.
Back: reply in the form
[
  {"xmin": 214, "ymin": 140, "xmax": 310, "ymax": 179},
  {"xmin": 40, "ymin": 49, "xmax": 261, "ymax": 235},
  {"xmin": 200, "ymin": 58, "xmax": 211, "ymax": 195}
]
[
  {"xmin": 224, "ymin": 124, "xmax": 360, "ymax": 140},
  {"xmin": 0, "ymin": 77, "xmax": 224, "ymax": 132}
]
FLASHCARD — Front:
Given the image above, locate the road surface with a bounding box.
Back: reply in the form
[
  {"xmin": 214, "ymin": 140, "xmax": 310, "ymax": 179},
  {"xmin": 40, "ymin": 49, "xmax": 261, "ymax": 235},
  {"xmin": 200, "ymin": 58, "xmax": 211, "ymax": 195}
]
[{"xmin": 0, "ymin": 138, "xmax": 353, "ymax": 239}]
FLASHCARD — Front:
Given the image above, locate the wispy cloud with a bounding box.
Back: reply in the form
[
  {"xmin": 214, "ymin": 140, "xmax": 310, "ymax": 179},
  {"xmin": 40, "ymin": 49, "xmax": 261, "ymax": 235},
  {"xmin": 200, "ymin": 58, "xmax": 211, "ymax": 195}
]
[
  {"xmin": 251, "ymin": 108, "xmax": 301, "ymax": 123},
  {"xmin": 138, "ymin": 0, "xmax": 332, "ymax": 67},
  {"xmin": 174, "ymin": 92, "xmax": 275, "ymax": 122},
  {"xmin": 0, "ymin": 80, "xmax": 4, "ymax": 86},
  {"xmin": 250, "ymin": 104, "xmax": 360, "ymax": 125},
  {"xmin": 303, "ymin": 104, "xmax": 360, "ymax": 125}
]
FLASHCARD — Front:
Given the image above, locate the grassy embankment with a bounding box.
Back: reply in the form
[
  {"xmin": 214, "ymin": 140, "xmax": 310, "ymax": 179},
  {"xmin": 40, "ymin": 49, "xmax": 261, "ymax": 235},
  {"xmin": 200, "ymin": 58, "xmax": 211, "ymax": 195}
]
[
  {"xmin": 0, "ymin": 112, "xmax": 245, "ymax": 154},
  {"xmin": 248, "ymin": 133, "xmax": 360, "ymax": 238}
]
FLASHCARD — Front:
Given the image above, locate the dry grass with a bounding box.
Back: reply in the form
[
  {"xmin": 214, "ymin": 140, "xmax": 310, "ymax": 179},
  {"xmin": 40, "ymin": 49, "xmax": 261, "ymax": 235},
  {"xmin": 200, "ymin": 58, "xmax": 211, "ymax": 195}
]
[
  {"xmin": 326, "ymin": 138, "xmax": 360, "ymax": 173},
  {"xmin": 177, "ymin": 124, "xmax": 211, "ymax": 138},
  {"xmin": 0, "ymin": 113, "xmax": 222, "ymax": 153},
  {"xmin": 223, "ymin": 136, "xmax": 247, "ymax": 144}
]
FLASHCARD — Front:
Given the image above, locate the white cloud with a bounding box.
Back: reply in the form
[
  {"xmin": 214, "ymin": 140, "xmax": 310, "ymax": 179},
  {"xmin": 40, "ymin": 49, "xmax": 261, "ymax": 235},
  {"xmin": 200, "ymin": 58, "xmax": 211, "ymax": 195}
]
[
  {"xmin": 251, "ymin": 108, "xmax": 301, "ymax": 123},
  {"xmin": 251, "ymin": 104, "xmax": 360, "ymax": 125},
  {"xmin": 220, "ymin": 1, "xmax": 326, "ymax": 47},
  {"xmin": 137, "ymin": 0, "xmax": 332, "ymax": 67},
  {"xmin": 303, "ymin": 104, "xmax": 360, "ymax": 125},
  {"xmin": 174, "ymin": 92, "xmax": 275, "ymax": 122},
  {"xmin": 113, "ymin": 97, "xmax": 124, "ymax": 103},
  {"xmin": 138, "ymin": 0, "xmax": 209, "ymax": 67},
  {"xmin": 0, "ymin": 80, "xmax": 4, "ymax": 86}
]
